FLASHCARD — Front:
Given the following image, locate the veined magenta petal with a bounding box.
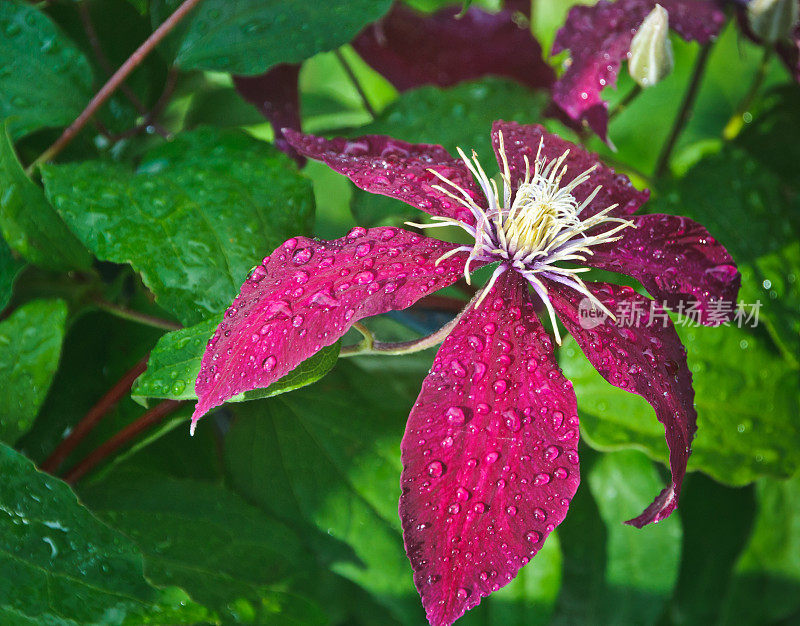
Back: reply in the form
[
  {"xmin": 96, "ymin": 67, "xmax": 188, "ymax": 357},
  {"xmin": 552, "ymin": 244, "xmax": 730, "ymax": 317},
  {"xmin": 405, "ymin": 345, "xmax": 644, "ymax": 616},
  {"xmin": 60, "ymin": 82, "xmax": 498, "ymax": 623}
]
[
  {"xmin": 191, "ymin": 227, "xmax": 472, "ymax": 426},
  {"xmin": 491, "ymin": 121, "xmax": 649, "ymax": 219},
  {"xmin": 352, "ymin": 2, "xmax": 554, "ymax": 93},
  {"xmin": 590, "ymin": 214, "xmax": 740, "ymax": 324},
  {"xmin": 551, "ymin": 0, "xmax": 725, "ymax": 139},
  {"xmin": 547, "ymin": 280, "xmax": 696, "ymax": 527},
  {"xmin": 234, "ymin": 64, "xmax": 303, "ymax": 165},
  {"xmin": 400, "ymin": 271, "xmax": 580, "ymax": 625},
  {"xmin": 284, "ymin": 129, "xmax": 484, "ymax": 225}
]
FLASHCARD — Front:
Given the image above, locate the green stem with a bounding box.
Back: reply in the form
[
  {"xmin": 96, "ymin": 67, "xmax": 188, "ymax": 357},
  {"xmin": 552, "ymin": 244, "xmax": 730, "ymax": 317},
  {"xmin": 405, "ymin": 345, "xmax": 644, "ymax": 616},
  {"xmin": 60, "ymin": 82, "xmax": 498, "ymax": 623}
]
[
  {"xmin": 335, "ymin": 49, "xmax": 377, "ymax": 118},
  {"xmin": 93, "ymin": 298, "xmax": 181, "ymax": 331},
  {"xmin": 608, "ymin": 84, "xmax": 642, "ymax": 121},
  {"xmin": 341, "ymin": 296, "xmax": 477, "ymax": 357},
  {"xmin": 654, "ymin": 43, "xmax": 713, "ymax": 180},
  {"xmin": 723, "ymin": 47, "xmax": 773, "ymax": 141}
]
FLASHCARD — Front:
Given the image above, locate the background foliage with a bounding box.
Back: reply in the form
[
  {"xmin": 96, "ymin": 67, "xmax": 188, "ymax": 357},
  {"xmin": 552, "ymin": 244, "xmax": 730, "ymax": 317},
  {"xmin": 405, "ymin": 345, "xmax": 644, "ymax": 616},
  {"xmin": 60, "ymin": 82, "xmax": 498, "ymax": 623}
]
[{"xmin": 0, "ymin": 0, "xmax": 798, "ymax": 624}]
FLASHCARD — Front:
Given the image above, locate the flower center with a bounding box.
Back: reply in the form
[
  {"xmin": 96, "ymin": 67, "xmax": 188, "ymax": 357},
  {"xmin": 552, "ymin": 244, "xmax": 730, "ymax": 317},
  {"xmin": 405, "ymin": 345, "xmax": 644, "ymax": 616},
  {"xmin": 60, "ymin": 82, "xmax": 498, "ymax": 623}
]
[{"xmin": 408, "ymin": 132, "xmax": 635, "ymax": 343}]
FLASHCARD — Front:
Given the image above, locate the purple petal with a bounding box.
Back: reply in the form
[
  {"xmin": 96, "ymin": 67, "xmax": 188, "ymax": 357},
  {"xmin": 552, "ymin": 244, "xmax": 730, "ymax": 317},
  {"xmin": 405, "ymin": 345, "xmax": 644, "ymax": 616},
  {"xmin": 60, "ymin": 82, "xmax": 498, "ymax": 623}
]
[
  {"xmin": 491, "ymin": 121, "xmax": 650, "ymax": 219},
  {"xmin": 191, "ymin": 227, "xmax": 472, "ymax": 425},
  {"xmin": 352, "ymin": 2, "xmax": 554, "ymax": 93},
  {"xmin": 547, "ymin": 280, "xmax": 696, "ymax": 527},
  {"xmin": 590, "ymin": 214, "xmax": 740, "ymax": 324},
  {"xmin": 284, "ymin": 129, "xmax": 485, "ymax": 225},
  {"xmin": 400, "ymin": 271, "xmax": 580, "ymax": 625},
  {"xmin": 233, "ymin": 64, "xmax": 304, "ymax": 165},
  {"xmin": 551, "ymin": 0, "xmax": 726, "ymax": 139}
]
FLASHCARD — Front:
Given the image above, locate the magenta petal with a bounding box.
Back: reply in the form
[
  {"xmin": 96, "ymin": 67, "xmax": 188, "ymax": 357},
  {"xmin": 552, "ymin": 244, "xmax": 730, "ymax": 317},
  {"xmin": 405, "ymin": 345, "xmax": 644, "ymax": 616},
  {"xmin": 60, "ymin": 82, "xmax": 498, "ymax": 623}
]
[
  {"xmin": 233, "ymin": 64, "xmax": 303, "ymax": 165},
  {"xmin": 547, "ymin": 280, "xmax": 696, "ymax": 527},
  {"xmin": 590, "ymin": 214, "xmax": 740, "ymax": 324},
  {"xmin": 551, "ymin": 0, "xmax": 725, "ymax": 139},
  {"xmin": 191, "ymin": 227, "xmax": 472, "ymax": 425},
  {"xmin": 284, "ymin": 129, "xmax": 484, "ymax": 225},
  {"xmin": 491, "ymin": 121, "xmax": 649, "ymax": 218},
  {"xmin": 352, "ymin": 2, "xmax": 554, "ymax": 93},
  {"xmin": 400, "ymin": 271, "xmax": 580, "ymax": 625}
]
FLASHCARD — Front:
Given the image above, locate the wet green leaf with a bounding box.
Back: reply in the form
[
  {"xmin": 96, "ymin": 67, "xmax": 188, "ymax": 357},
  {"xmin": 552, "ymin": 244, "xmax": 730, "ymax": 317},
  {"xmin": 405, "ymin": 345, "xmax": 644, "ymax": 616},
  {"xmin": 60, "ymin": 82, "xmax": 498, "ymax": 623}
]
[
  {"xmin": 562, "ymin": 322, "xmax": 800, "ymax": 486},
  {"xmin": 719, "ymin": 472, "xmax": 800, "ymax": 624},
  {"xmin": 0, "ymin": 299, "xmax": 67, "ymax": 444},
  {"xmin": 131, "ymin": 314, "xmax": 341, "ymax": 405},
  {"xmin": 80, "ymin": 469, "xmax": 325, "ymax": 625},
  {"xmin": 350, "ymin": 78, "xmax": 547, "ymax": 226},
  {"xmin": 0, "ymin": 1, "xmax": 92, "ymax": 139},
  {"xmin": 0, "ymin": 444, "xmax": 208, "ymax": 623},
  {"xmin": 41, "ymin": 127, "xmax": 314, "ymax": 325},
  {"xmin": 0, "ymin": 124, "xmax": 92, "ymax": 271},
  {"xmin": 0, "ymin": 237, "xmax": 24, "ymax": 312},
  {"xmin": 588, "ymin": 451, "xmax": 682, "ymax": 624},
  {"xmin": 552, "ymin": 449, "xmax": 682, "ymax": 625},
  {"xmin": 165, "ymin": 0, "xmax": 393, "ymax": 74},
  {"xmin": 224, "ymin": 361, "xmax": 426, "ymax": 623},
  {"xmin": 651, "ymin": 145, "xmax": 800, "ymax": 365}
]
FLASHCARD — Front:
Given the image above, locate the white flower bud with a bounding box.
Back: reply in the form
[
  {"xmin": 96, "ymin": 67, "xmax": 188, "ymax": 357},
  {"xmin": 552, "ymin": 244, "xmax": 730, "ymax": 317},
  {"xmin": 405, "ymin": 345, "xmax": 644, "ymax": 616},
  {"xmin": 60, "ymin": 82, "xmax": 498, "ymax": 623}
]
[
  {"xmin": 747, "ymin": 0, "xmax": 799, "ymax": 44},
  {"xmin": 628, "ymin": 4, "xmax": 674, "ymax": 88}
]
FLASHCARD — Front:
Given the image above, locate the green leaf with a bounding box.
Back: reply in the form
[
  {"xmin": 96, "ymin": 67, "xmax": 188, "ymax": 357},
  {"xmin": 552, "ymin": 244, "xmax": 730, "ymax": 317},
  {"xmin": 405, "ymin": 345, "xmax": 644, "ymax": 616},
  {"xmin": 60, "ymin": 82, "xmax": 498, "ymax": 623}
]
[
  {"xmin": 0, "ymin": 299, "xmax": 67, "ymax": 444},
  {"xmin": 561, "ymin": 322, "xmax": 800, "ymax": 486},
  {"xmin": 349, "ymin": 78, "xmax": 548, "ymax": 226},
  {"xmin": 168, "ymin": 0, "xmax": 393, "ymax": 74},
  {"xmin": 80, "ymin": 469, "xmax": 326, "ymax": 625},
  {"xmin": 587, "ymin": 451, "xmax": 682, "ymax": 624},
  {"xmin": 224, "ymin": 361, "xmax": 426, "ymax": 623},
  {"xmin": 459, "ymin": 533, "xmax": 562, "ymax": 626},
  {"xmin": 0, "ymin": 1, "xmax": 92, "ymax": 139},
  {"xmin": 552, "ymin": 449, "xmax": 681, "ymax": 625},
  {"xmin": 651, "ymin": 145, "xmax": 800, "ymax": 365},
  {"xmin": 0, "ymin": 236, "xmax": 24, "ymax": 312},
  {"xmin": 131, "ymin": 314, "xmax": 341, "ymax": 405},
  {"xmin": 42, "ymin": 127, "xmax": 315, "ymax": 325},
  {"xmin": 663, "ymin": 473, "xmax": 756, "ymax": 626},
  {"xmin": 0, "ymin": 124, "xmax": 92, "ymax": 271},
  {"xmin": 719, "ymin": 472, "xmax": 800, "ymax": 624},
  {"xmin": 0, "ymin": 444, "xmax": 207, "ymax": 624}
]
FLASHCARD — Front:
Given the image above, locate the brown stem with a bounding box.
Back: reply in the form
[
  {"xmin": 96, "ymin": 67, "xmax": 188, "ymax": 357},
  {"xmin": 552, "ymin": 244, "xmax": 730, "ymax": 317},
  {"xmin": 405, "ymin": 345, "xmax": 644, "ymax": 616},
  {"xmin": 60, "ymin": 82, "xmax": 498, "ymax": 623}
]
[
  {"xmin": 41, "ymin": 355, "xmax": 149, "ymax": 474},
  {"xmin": 27, "ymin": 0, "xmax": 203, "ymax": 173},
  {"xmin": 63, "ymin": 400, "xmax": 185, "ymax": 484},
  {"xmin": 78, "ymin": 2, "xmax": 168, "ymax": 138},
  {"xmin": 92, "ymin": 297, "xmax": 182, "ymax": 330},
  {"xmin": 335, "ymin": 49, "xmax": 377, "ymax": 118},
  {"xmin": 654, "ymin": 42, "xmax": 712, "ymax": 179}
]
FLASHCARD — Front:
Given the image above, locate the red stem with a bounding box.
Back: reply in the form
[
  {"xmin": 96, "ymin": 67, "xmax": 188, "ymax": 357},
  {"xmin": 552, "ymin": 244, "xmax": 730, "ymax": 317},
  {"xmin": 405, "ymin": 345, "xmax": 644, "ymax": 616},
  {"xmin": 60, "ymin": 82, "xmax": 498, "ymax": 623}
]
[
  {"xmin": 63, "ymin": 400, "xmax": 185, "ymax": 484},
  {"xmin": 28, "ymin": 0, "xmax": 203, "ymax": 171},
  {"xmin": 41, "ymin": 355, "xmax": 149, "ymax": 474}
]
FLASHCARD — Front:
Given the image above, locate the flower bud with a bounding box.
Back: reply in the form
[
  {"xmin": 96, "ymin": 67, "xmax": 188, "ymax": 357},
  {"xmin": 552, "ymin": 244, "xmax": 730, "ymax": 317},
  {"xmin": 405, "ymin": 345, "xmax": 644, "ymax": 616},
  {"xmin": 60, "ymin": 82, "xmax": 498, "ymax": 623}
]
[
  {"xmin": 747, "ymin": 0, "xmax": 799, "ymax": 43},
  {"xmin": 628, "ymin": 4, "xmax": 674, "ymax": 88}
]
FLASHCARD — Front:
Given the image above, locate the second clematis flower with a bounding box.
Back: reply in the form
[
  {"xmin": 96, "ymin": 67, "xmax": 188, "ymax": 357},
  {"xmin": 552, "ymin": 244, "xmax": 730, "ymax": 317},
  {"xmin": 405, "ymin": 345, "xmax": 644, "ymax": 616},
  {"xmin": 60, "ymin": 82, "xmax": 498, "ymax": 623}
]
[{"xmin": 190, "ymin": 121, "xmax": 740, "ymax": 625}]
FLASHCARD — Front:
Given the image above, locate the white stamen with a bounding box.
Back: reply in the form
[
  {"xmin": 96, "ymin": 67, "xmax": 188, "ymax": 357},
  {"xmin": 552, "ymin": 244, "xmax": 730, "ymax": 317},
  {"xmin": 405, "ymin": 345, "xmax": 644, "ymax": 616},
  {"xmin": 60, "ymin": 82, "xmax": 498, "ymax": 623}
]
[{"xmin": 424, "ymin": 131, "xmax": 635, "ymax": 343}]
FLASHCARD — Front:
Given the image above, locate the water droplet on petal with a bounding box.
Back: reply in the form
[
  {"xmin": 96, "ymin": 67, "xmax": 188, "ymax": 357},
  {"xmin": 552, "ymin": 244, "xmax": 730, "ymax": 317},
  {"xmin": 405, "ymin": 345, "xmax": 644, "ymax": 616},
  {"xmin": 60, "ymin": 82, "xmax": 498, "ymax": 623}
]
[
  {"xmin": 262, "ymin": 356, "xmax": 277, "ymax": 371},
  {"xmin": 427, "ymin": 461, "xmax": 445, "ymax": 477},
  {"xmin": 446, "ymin": 406, "xmax": 466, "ymax": 425}
]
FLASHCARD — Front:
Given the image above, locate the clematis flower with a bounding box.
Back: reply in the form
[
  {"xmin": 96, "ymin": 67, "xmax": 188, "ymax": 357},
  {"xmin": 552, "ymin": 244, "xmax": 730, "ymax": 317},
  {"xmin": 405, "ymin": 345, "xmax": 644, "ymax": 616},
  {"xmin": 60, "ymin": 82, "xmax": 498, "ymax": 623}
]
[
  {"xmin": 551, "ymin": 0, "xmax": 726, "ymax": 140},
  {"xmin": 190, "ymin": 121, "xmax": 739, "ymax": 625}
]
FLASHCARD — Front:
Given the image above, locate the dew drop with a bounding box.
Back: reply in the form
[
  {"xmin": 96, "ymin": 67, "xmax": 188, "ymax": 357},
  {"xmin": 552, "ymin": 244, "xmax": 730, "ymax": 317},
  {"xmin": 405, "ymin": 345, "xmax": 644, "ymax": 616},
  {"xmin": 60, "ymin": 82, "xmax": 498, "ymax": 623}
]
[
  {"xmin": 446, "ymin": 406, "xmax": 466, "ymax": 425},
  {"xmin": 261, "ymin": 356, "xmax": 277, "ymax": 372},
  {"xmin": 427, "ymin": 461, "xmax": 445, "ymax": 477}
]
